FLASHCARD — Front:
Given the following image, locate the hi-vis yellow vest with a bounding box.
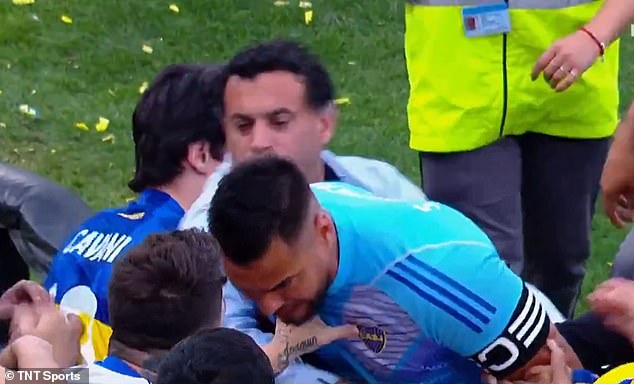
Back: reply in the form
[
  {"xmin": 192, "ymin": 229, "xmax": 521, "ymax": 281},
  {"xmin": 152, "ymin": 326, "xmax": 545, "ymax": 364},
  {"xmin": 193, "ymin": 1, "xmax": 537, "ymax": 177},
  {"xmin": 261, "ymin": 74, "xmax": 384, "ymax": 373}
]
[{"xmin": 405, "ymin": 0, "xmax": 620, "ymax": 153}]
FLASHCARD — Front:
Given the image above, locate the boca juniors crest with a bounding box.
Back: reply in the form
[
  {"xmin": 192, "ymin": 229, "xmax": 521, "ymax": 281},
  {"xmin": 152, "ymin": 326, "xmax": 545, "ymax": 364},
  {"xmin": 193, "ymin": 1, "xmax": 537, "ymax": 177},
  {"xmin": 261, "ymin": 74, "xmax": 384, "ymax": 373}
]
[{"xmin": 359, "ymin": 326, "xmax": 387, "ymax": 354}]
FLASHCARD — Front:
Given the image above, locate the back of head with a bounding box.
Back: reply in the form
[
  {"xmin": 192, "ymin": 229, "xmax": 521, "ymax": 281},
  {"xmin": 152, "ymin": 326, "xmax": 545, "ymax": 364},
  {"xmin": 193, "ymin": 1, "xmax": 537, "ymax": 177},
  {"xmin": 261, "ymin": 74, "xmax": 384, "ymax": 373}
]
[
  {"xmin": 108, "ymin": 229, "xmax": 225, "ymax": 351},
  {"xmin": 209, "ymin": 156, "xmax": 312, "ymax": 266},
  {"xmin": 219, "ymin": 39, "xmax": 334, "ymax": 114},
  {"xmin": 129, "ymin": 64, "xmax": 225, "ymax": 192},
  {"xmin": 157, "ymin": 328, "xmax": 275, "ymax": 384}
]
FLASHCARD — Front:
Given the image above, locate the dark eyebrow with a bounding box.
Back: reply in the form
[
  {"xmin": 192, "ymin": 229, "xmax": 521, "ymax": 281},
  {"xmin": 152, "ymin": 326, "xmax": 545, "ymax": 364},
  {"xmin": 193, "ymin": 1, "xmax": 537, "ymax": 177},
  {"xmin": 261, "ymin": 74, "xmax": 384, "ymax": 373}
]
[
  {"xmin": 229, "ymin": 113, "xmax": 252, "ymax": 121},
  {"xmin": 267, "ymin": 108, "xmax": 294, "ymax": 117},
  {"xmin": 266, "ymin": 275, "xmax": 294, "ymax": 292}
]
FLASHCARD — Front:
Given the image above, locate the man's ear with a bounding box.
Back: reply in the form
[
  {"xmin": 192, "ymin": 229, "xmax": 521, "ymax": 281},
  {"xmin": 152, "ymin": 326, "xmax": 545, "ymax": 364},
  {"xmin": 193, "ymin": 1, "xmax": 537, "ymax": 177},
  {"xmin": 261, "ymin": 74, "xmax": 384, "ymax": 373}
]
[
  {"xmin": 318, "ymin": 105, "xmax": 337, "ymax": 146},
  {"xmin": 186, "ymin": 141, "xmax": 218, "ymax": 175},
  {"xmin": 314, "ymin": 208, "xmax": 335, "ymax": 245}
]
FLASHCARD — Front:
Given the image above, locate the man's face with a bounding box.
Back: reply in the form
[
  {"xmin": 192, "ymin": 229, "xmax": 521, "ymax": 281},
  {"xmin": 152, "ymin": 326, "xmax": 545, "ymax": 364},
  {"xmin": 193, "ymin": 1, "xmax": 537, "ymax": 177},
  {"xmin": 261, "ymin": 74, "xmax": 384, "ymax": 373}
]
[
  {"xmin": 223, "ymin": 222, "xmax": 332, "ymax": 325},
  {"xmin": 223, "ymin": 71, "xmax": 333, "ymax": 180}
]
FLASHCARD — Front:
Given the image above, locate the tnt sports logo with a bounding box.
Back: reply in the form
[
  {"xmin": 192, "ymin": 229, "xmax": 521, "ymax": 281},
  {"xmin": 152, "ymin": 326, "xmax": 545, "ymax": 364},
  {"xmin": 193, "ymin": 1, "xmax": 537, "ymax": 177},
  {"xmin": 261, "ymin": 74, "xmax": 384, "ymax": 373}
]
[{"xmin": 359, "ymin": 326, "xmax": 387, "ymax": 354}]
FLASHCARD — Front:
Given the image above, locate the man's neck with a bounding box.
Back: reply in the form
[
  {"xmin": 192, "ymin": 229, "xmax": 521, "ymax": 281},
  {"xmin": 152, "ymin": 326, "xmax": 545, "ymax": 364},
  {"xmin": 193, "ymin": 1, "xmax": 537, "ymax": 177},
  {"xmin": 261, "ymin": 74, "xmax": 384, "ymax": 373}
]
[
  {"xmin": 108, "ymin": 339, "xmax": 166, "ymax": 382},
  {"xmin": 158, "ymin": 176, "xmax": 206, "ymax": 212},
  {"xmin": 304, "ymin": 160, "xmax": 326, "ymax": 184}
]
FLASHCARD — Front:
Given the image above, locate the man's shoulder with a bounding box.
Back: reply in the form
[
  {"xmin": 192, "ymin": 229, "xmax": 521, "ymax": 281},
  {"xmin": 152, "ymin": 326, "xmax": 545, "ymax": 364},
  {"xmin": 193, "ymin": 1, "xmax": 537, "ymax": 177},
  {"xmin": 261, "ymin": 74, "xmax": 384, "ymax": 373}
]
[
  {"xmin": 73, "ymin": 192, "xmax": 180, "ymax": 235},
  {"xmin": 322, "ymin": 151, "xmax": 426, "ymax": 201},
  {"xmin": 85, "ymin": 363, "xmax": 150, "ymax": 384}
]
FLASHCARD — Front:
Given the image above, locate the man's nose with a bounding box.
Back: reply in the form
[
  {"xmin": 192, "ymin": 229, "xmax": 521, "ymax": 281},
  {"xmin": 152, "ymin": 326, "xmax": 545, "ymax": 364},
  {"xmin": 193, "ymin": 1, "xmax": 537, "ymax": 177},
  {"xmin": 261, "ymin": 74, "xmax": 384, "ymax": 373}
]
[
  {"xmin": 250, "ymin": 123, "xmax": 274, "ymax": 154},
  {"xmin": 259, "ymin": 294, "xmax": 284, "ymax": 317}
]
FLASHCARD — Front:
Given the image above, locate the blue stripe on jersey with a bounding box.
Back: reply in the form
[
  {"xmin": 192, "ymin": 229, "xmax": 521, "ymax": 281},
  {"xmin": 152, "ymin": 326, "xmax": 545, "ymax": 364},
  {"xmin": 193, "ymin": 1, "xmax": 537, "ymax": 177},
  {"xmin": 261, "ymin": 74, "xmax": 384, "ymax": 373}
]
[
  {"xmin": 395, "ymin": 262, "xmax": 491, "ymax": 325},
  {"xmin": 406, "ymin": 255, "xmax": 497, "ymax": 314},
  {"xmin": 386, "ymin": 269, "xmax": 483, "ymax": 333}
]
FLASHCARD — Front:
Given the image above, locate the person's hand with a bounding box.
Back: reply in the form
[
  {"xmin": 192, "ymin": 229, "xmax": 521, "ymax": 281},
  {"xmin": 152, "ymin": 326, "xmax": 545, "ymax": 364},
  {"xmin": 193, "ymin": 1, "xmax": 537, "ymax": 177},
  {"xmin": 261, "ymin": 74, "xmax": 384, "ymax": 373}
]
[
  {"xmin": 601, "ymin": 119, "xmax": 634, "ymax": 228},
  {"xmin": 588, "ymin": 278, "xmax": 634, "ymax": 344},
  {"xmin": 480, "ymin": 340, "xmax": 571, "ymax": 384},
  {"xmin": 9, "ymin": 301, "xmax": 83, "ymax": 367},
  {"xmin": 531, "ymin": 29, "xmax": 602, "ymax": 92},
  {"xmin": 263, "ymin": 316, "xmax": 358, "ymax": 373},
  {"xmin": 0, "ymin": 280, "xmax": 50, "ymax": 320}
]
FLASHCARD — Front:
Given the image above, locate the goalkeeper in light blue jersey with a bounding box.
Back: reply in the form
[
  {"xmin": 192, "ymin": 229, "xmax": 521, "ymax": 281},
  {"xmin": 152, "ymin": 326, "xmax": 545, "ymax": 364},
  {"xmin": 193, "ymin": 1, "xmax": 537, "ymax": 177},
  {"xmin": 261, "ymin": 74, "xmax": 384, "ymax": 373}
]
[{"xmin": 209, "ymin": 156, "xmax": 581, "ymax": 384}]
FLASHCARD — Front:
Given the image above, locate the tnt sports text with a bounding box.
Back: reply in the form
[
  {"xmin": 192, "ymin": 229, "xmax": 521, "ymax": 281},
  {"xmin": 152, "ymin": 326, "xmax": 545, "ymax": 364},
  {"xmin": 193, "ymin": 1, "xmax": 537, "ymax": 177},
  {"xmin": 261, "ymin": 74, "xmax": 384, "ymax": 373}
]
[{"xmin": 5, "ymin": 369, "xmax": 82, "ymax": 383}]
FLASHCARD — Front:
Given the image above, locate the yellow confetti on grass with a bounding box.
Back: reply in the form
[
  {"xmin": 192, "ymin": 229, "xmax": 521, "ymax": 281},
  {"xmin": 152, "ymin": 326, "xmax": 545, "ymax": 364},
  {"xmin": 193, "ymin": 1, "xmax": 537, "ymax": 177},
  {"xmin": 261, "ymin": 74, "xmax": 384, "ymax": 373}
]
[
  {"xmin": 139, "ymin": 81, "xmax": 149, "ymax": 94},
  {"xmin": 142, "ymin": 44, "xmax": 153, "ymax": 54},
  {"xmin": 18, "ymin": 104, "xmax": 37, "ymax": 117},
  {"xmin": 102, "ymin": 134, "xmax": 115, "ymax": 143},
  {"xmin": 61, "ymin": 15, "xmax": 73, "ymax": 24},
  {"xmin": 299, "ymin": 1, "xmax": 312, "ymax": 8},
  {"xmin": 12, "ymin": 0, "xmax": 35, "ymax": 5},
  {"xmin": 169, "ymin": 4, "xmax": 180, "ymax": 13},
  {"xmin": 95, "ymin": 117, "xmax": 110, "ymax": 132},
  {"xmin": 273, "ymin": 0, "xmax": 289, "ymax": 5},
  {"xmin": 334, "ymin": 97, "xmax": 350, "ymax": 106},
  {"xmin": 304, "ymin": 10, "xmax": 313, "ymax": 25},
  {"xmin": 75, "ymin": 122, "xmax": 89, "ymax": 131}
]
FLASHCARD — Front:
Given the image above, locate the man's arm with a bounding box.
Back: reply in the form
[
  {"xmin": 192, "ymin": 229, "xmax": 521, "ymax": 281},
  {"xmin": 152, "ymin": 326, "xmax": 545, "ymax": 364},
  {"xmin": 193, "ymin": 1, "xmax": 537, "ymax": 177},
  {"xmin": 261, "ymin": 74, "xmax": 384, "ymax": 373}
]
[
  {"xmin": 584, "ymin": 0, "xmax": 634, "ymax": 49},
  {"xmin": 557, "ymin": 312, "xmax": 634, "ymax": 375},
  {"xmin": 601, "ymin": 101, "xmax": 634, "ymax": 227},
  {"xmin": 223, "ymin": 282, "xmax": 344, "ymax": 384},
  {"xmin": 333, "ymin": 155, "xmax": 427, "ymax": 202},
  {"xmin": 374, "ymin": 241, "xmax": 565, "ymax": 380}
]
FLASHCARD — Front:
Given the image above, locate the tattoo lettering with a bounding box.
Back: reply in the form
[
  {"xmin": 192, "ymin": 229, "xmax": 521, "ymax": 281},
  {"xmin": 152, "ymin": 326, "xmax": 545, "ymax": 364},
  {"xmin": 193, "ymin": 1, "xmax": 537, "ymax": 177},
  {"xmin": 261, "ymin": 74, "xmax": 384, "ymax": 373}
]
[
  {"xmin": 284, "ymin": 336, "xmax": 318, "ymax": 357},
  {"xmin": 276, "ymin": 336, "xmax": 319, "ymax": 372}
]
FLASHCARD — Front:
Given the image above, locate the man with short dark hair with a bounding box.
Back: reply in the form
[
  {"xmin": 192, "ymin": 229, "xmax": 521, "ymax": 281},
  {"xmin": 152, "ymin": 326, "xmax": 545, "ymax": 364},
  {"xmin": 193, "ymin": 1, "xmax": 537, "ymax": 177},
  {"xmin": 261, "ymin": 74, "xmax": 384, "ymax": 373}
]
[
  {"xmin": 44, "ymin": 63, "xmax": 225, "ymax": 364},
  {"xmin": 157, "ymin": 328, "xmax": 276, "ymax": 384},
  {"xmin": 181, "ymin": 39, "xmax": 426, "ymax": 230},
  {"xmin": 84, "ymin": 229, "xmax": 225, "ymax": 383},
  {"xmin": 209, "ymin": 156, "xmax": 581, "ymax": 384}
]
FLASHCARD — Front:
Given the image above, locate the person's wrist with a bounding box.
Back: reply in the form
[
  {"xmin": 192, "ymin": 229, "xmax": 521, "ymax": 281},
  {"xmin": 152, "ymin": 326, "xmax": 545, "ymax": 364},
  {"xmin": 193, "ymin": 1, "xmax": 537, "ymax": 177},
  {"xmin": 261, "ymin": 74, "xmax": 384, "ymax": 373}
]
[
  {"xmin": 578, "ymin": 26, "xmax": 606, "ymax": 60},
  {"xmin": 261, "ymin": 342, "xmax": 286, "ymax": 374}
]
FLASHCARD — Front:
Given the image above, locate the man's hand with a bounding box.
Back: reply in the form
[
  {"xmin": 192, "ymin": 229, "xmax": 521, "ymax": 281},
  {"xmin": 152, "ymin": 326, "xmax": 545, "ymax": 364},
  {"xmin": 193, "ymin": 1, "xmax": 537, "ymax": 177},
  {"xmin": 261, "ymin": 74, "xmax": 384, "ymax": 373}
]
[
  {"xmin": 0, "ymin": 280, "xmax": 50, "ymax": 320},
  {"xmin": 481, "ymin": 340, "xmax": 572, "ymax": 384},
  {"xmin": 588, "ymin": 278, "xmax": 634, "ymax": 345},
  {"xmin": 601, "ymin": 118, "xmax": 634, "ymax": 228},
  {"xmin": 9, "ymin": 301, "xmax": 83, "ymax": 367},
  {"xmin": 531, "ymin": 29, "xmax": 601, "ymax": 92},
  {"xmin": 263, "ymin": 316, "xmax": 358, "ymax": 374}
]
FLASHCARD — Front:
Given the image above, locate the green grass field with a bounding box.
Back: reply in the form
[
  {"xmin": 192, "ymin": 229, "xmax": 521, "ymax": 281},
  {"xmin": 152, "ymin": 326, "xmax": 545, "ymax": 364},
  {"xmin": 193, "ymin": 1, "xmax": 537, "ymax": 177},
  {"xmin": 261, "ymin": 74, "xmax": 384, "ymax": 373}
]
[{"xmin": 1, "ymin": 0, "xmax": 632, "ymax": 314}]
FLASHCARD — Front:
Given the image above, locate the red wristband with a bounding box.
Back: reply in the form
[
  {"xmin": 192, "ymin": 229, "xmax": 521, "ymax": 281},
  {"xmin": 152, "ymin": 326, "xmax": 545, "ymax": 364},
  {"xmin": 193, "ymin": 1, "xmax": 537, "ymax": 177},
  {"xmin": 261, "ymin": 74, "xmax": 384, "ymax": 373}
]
[{"xmin": 580, "ymin": 26, "xmax": 606, "ymax": 60}]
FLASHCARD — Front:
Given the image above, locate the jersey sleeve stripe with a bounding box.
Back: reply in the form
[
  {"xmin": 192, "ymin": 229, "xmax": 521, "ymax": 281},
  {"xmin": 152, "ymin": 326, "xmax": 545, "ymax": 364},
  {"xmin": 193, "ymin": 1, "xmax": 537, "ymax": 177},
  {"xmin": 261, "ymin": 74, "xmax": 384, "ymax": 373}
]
[
  {"xmin": 516, "ymin": 296, "xmax": 541, "ymax": 341},
  {"xmin": 405, "ymin": 255, "xmax": 497, "ymax": 314},
  {"xmin": 523, "ymin": 305, "xmax": 546, "ymax": 348},
  {"xmin": 386, "ymin": 269, "xmax": 484, "ymax": 333},
  {"xmin": 395, "ymin": 263, "xmax": 492, "ymax": 325}
]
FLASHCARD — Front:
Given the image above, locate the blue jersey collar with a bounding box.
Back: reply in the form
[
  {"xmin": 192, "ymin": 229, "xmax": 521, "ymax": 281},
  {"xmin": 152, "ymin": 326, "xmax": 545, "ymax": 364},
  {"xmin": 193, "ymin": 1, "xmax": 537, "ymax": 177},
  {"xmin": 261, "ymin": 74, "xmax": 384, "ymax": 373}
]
[{"xmin": 96, "ymin": 356, "xmax": 143, "ymax": 378}]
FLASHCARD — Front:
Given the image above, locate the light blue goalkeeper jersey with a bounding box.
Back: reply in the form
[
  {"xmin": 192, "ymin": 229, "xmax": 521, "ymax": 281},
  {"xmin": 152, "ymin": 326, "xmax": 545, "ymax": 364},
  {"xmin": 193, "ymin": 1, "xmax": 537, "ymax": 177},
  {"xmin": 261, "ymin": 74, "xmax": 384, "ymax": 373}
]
[{"xmin": 309, "ymin": 182, "xmax": 549, "ymax": 384}]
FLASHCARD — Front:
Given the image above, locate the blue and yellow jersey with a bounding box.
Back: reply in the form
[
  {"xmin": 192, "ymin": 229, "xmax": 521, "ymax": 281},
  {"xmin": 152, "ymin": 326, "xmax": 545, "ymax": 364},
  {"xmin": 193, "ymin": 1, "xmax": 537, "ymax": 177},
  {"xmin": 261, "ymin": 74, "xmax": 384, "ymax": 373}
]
[
  {"xmin": 592, "ymin": 364, "xmax": 634, "ymax": 384},
  {"xmin": 43, "ymin": 189, "xmax": 184, "ymax": 363},
  {"xmin": 309, "ymin": 182, "xmax": 551, "ymax": 383}
]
